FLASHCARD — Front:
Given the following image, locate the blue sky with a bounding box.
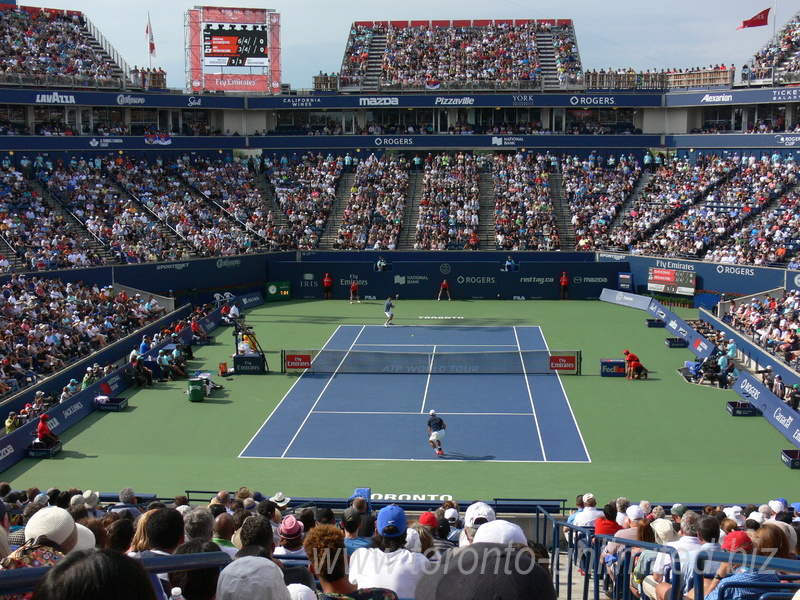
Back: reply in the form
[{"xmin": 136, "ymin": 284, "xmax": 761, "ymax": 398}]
[{"xmin": 20, "ymin": 0, "xmax": 796, "ymax": 90}]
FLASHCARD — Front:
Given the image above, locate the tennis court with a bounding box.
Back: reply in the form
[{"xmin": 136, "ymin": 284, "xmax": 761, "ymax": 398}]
[{"xmin": 240, "ymin": 325, "xmax": 590, "ymax": 463}]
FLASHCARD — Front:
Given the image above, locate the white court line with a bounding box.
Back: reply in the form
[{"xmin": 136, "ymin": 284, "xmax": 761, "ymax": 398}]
[
  {"xmin": 315, "ymin": 411, "xmax": 537, "ymax": 416},
  {"xmin": 350, "ymin": 343, "xmax": 518, "ymax": 347},
  {"xmin": 514, "ymin": 326, "xmax": 547, "ymax": 461},
  {"xmin": 240, "ymin": 455, "xmax": 590, "ymax": 464},
  {"xmin": 420, "ymin": 345, "xmax": 435, "ymax": 414},
  {"xmin": 540, "ymin": 330, "xmax": 592, "ymax": 463},
  {"xmin": 279, "ymin": 325, "xmax": 366, "ymax": 458},
  {"xmin": 238, "ymin": 325, "xmax": 344, "ymax": 458}
]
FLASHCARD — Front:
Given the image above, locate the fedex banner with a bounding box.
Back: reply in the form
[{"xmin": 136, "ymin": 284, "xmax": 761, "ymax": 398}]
[
  {"xmin": 646, "ymin": 298, "xmax": 714, "ymax": 359},
  {"xmin": 734, "ymin": 374, "xmax": 800, "ymax": 449}
]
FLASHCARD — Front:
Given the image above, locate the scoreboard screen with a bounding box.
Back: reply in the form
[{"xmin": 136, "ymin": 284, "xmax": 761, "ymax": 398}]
[
  {"xmin": 266, "ymin": 281, "xmax": 291, "ymax": 302},
  {"xmin": 647, "ymin": 268, "xmax": 696, "ymax": 297},
  {"xmin": 203, "ymin": 25, "xmax": 269, "ymax": 67}
]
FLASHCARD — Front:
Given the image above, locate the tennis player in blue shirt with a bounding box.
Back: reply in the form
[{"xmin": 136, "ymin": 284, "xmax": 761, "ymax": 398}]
[
  {"xmin": 428, "ymin": 410, "xmax": 446, "ymax": 456},
  {"xmin": 383, "ymin": 296, "xmax": 394, "ymax": 327}
]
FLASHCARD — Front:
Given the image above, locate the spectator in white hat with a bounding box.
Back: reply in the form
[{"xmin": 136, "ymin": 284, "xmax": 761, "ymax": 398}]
[
  {"xmin": 458, "ymin": 502, "xmax": 496, "ymax": 546},
  {"xmin": 573, "ymin": 493, "xmax": 603, "ymax": 527}
]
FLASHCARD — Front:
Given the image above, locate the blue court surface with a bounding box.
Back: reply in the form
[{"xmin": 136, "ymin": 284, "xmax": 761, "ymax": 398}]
[{"xmin": 240, "ymin": 326, "xmax": 590, "ymax": 463}]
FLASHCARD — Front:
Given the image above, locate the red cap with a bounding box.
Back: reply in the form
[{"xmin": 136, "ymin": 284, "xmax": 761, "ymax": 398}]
[
  {"xmin": 722, "ymin": 531, "xmax": 753, "ymax": 552},
  {"xmin": 419, "ymin": 511, "xmax": 438, "ymax": 527},
  {"xmin": 40, "ymin": 414, "xmax": 49, "ymax": 420}
]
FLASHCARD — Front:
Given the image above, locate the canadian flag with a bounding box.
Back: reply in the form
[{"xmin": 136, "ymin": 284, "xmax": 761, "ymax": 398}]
[
  {"xmin": 146, "ymin": 13, "xmax": 156, "ymax": 56},
  {"xmin": 737, "ymin": 8, "xmax": 770, "ymax": 29}
]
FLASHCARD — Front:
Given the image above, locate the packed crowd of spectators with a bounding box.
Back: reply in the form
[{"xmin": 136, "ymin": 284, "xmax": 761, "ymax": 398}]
[
  {"xmin": 414, "ymin": 153, "xmax": 481, "ymax": 250},
  {"xmin": 42, "ymin": 156, "xmax": 192, "ymax": 264},
  {"xmin": 0, "ymin": 276, "xmax": 165, "ymax": 397},
  {"xmin": 334, "ymin": 153, "xmax": 408, "ymax": 251},
  {"xmin": 703, "ymin": 168, "xmax": 800, "ymax": 267},
  {"xmin": 269, "ymin": 152, "xmax": 343, "ymax": 250},
  {"xmin": 338, "ymin": 25, "xmax": 384, "ymax": 87},
  {"xmin": 552, "ymin": 28, "xmax": 582, "ymax": 86},
  {"xmin": 0, "ymin": 484, "xmax": 796, "ymax": 600},
  {"xmin": 749, "ymin": 12, "xmax": 800, "ymax": 79},
  {"xmin": 0, "ymin": 8, "xmax": 120, "ymax": 85},
  {"xmin": 605, "ymin": 155, "xmax": 740, "ymax": 252},
  {"xmin": 0, "ymin": 165, "xmax": 105, "ymax": 271},
  {"xmin": 379, "ymin": 22, "xmax": 545, "ymax": 87},
  {"xmin": 561, "ymin": 153, "xmax": 642, "ymax": 250},
  {"xmin": 117, "ymin": 159, "xmax": 257, "ymax": 258},
  {"xmin": 726, "ymin": 290, "xmax": 800, "ymax": 368},
  {"xmin": 614, "ymin": 155, "xmax": 797, "ymax": 259},
  {"xmin": 566, "ymin": 492, "xmax": 800, "ymax": 600},
  {"xmin": 492, "ymin": 152, "xmax": 560, "ymax": 251}
]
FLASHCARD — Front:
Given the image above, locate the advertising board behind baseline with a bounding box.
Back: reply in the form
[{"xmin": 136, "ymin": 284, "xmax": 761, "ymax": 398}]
[{"xmin": 269, "ymin": 261, "xmax": 622, "ymax": 300}]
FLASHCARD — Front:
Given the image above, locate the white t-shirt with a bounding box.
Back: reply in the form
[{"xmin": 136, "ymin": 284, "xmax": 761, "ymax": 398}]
[
  {"xmin": 573, "ymin": 506, "xmax": 604, "ymax": 527},
  {"xmin": 349, "ymin": 547, "xmax": 429, "ymax": 599}
]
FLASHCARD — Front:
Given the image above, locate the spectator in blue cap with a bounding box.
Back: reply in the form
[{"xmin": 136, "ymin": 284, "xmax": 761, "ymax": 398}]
[{"xmin": 348, "ymin": 505, "xmax": 429, "ymax": 599}]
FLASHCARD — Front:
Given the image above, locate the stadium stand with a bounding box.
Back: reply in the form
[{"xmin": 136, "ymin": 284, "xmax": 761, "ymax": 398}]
[
  {"xmin": 0, "ymin": 6, "xmax": 125, "ymax": 89},
  {"xmin": 333, "ymin": 153, "xmax": 408, "ymax": 251},
  {"xmin": 605, "ymin": 155, "xmax": 740, "ymax": 253},
  {"xmin": 613, "ymin": 156, "xmax": 798, "ymax": 259},
  {"xmin": 0, "ymin": 276, "xmax": 167, "ymax": 401},
  {"xmin": 746, "ymin": 10, "xmax": 800, "ymax": 83},
  {"xmin": 561, "ymin": 154, "xmax": 642, "ymax": 251},
  {"xmin": 41, "ymin": 157, "xmax": 193, "ymax": 264},
  {"xmin": 492, "ymin": 152, "xmax": 561, "ymax": 251},
  {"xmin": 267, "ymin": 152, "xmax": 343, "ymax": 250},
  {"xmin": 414, "ymin": 153, "xmax": 481, "ymax": 251}
]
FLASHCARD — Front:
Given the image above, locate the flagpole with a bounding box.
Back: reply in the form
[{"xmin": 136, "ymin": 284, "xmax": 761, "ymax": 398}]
[
  {"xmin": 773, "ymin": 0, "xmax": 777, "ymax": 39},
  {"xmin": 147, "ymin": 11, "xmax": 152, "ymax": 71}
]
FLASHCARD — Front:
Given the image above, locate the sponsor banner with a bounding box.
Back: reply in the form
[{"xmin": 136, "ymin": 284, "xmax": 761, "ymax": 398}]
[
  {"xmin": 248, "ymin": 92, "xmax": 662, "ymax": 110},
  {"xmin": 599, "ymin": 288, "xmax": 652, "ymax": 311},
  {"xmin": 646, "ymin": 299, "xmax": 713, "ymax": 359},
  {"xmin": 734, "ymin": 374, "xmax": 800, "ymax": 449},
  {"xmin": 201, "ymin": 73, "xmax": 272, "ymax": 93},
  {"xmin": 666, "ymin": 87, "xmax": 800, "ymax": 107},
  {"xmin": 0, "ymin": 88, "xmax": 244, "ymax": 109},
  {"xmin": 249, "ymin": 134, "xmax": 662, "ymax": 152},
  {"xmin": 269, "ymin": 261, "xmax": 622, "ymax": 300},
  {"xmin": 0, "ymin": 136, "xmax": 245, "ymax": 152},
  {"xmin": 596, "ymin": 253, "xmax": 784, "ymax": 297},
  {"xmin": 549, "ymin": 355, "xmax": 577, "ymax": 373},
  {"xmin": 667, "ymin": 133, "xmax": 800, "ymax": 150},
  {"xmin": 285, "ymin": 354, "xmax": 312, "ymax": 369}
]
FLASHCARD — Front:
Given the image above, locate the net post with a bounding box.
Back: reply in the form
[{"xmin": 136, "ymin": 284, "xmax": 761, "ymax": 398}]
[{"xmin": 280, "ymin": 350, "xmax": 285, "ymax": 374}]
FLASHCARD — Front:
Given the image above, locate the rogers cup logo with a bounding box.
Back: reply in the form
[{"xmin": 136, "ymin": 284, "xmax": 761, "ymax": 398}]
[
  {"xmin": 550, "ymin": 356, "xmax": 576, "ymax": 370},
  {"xmin": 285, "ymin": 354, "xmax": 312, "ymax": 369}
]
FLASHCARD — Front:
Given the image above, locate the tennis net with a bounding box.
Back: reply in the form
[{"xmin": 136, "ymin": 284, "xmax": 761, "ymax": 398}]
[{"xmin": 281, "ymin": 349, "xmax": 581, "ymax": 375}]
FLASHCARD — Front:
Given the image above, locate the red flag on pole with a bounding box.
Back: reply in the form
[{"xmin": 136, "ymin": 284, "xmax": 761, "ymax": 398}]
[
  {"xmin": 146, "ymin": 13, "xmax": 156, "ymax": 56},
  {"xmin": 737, "ymin": 8, "xmax": 770, "ymax": 29}
]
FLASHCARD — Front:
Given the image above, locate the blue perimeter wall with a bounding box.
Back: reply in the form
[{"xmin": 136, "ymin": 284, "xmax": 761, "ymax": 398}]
[{"xmin": 0, "ymin": 251, "xmax": 789, "ymax": 305}]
